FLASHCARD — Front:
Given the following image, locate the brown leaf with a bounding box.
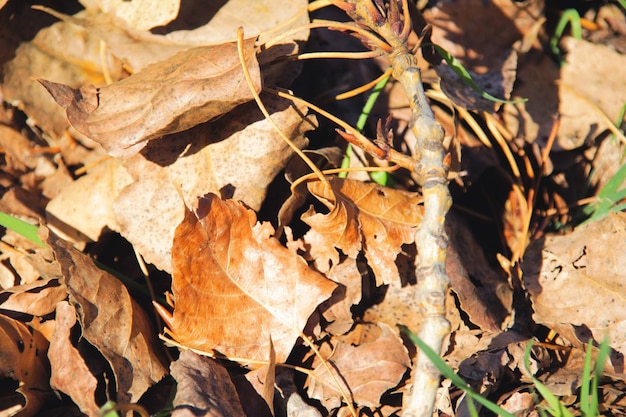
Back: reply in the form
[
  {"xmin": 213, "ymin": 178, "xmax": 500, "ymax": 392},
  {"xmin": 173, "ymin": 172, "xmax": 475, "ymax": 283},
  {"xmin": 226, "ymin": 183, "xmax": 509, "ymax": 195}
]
[
  {"xmin": 1, "ymin": 6, "xmax": 125, "ymax": 138},
  {"xmin": 48, "ymin": 301, "xmax": 100, "ymax": 416},
  {"xmin": 161, "ymin": 194, "xmax": 337, "ymax": 363},
  {"xmin": 306, "ymin": 323, "xmax": 410, "ymax": 409},
  {"xmin": 112, "ymin": 95, "xmax": 314, "ymax": 272},
  {"xmin": 170, "ymin": 350, "xmax": 246, "ymax": 417},
  {"xmin": 0, "ymin": 313, "xmax": 52, "ymax": 416},
  {"xmin": 522, "ymin": 212, "xmax": 626, "ymax": 376},
  {"xmin": 46, "ymin": 231, "xmax": 168, "ymax": 402},
  {"xmin": 0, "ymin": 277, "xmax": 66, "ymax": 317},
  {"xmin": 303, "ymin": 177, "xmax": 423, "ymax": 285},
  {"xmin": 41, "ymin": 37, "xmax": 261, "ymax": 159}
]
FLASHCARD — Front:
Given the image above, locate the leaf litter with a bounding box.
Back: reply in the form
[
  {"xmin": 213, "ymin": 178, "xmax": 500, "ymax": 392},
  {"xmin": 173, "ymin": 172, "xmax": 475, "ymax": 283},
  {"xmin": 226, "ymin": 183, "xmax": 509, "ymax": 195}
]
[{"xmin": 0, "ymin": 0, "xmax": 625, "ymax": 416}]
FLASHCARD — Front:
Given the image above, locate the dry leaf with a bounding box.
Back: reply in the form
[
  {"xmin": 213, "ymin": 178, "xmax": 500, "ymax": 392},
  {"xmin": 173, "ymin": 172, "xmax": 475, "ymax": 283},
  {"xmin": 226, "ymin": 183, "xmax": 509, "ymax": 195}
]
[
  {"xmin": 41, "ymin": 37, "xmax": 261, "ymax": 159},
  {"xmin": 306, "ymin": 322, "xmax": 410, "ymax": 409},
  {"xmin": 48, "ymin": 301, "xmax": 100, "ymax": 416},
  {"xmin": 46, "ymin": 157, "xmax": 134, "ymax": 242},
  {"xmin": 503, "ymin": 37, "xmax": 626, "ymax": 150},
  {"xmin": 1, "ymin": 6, "xmax": 125, "ymax": 138},
  {"xmin": 522, "ymin": 211, "xmax": 626, "ymax": 375},
  {"xmin": 303, "ymin": 177, "xmax": 423, "ymax": 285},
  {"xmin": 160, "ymin": 194, "xmax": 337, "ymax": 363},
  {"xmin": 170, "ymin": 350, "xmax": 246, "ymax": 417},
  {"xmin": 100, "ymin": 0, "xmax": 180, "ymax": 31},
  {"xmin": 0, "ymin": 314, "xmax": 52, "ymax": 417},
  {"xmin": 46, "ymin": 230, "xmax": 168, "ymax": 402},
  {"xmin": 0, "ymin": 278, "xmax": 66, "ymax": 317},
  {"xmin": 112, "ymin": 94, "xmax": 314, "ymax": 272}
]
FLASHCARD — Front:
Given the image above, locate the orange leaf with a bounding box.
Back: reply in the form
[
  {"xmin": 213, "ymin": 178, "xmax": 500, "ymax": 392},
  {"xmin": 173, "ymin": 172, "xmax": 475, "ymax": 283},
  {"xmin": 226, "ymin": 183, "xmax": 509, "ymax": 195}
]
[
  {"xmin": 162, "ymin": 194, "xmax": 337, "ymax": 363},
  {"xmin": 303, "ymin": 177, "xmax": 423, "ymax": 285},
  {"xmin": 40, "ymin": 38, "xmax": 261, "ymax": 158}
]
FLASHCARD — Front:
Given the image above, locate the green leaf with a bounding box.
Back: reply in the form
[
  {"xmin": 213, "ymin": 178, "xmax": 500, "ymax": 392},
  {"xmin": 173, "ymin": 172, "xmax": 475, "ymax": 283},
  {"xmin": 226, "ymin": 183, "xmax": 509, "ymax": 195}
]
[
  {"xmin": 430, "ymin": 44, "xmax": 526, "ymax": 105},
  {"xmin": 0, "ymin": 212, "xmax": 45, "ymax": 247}
]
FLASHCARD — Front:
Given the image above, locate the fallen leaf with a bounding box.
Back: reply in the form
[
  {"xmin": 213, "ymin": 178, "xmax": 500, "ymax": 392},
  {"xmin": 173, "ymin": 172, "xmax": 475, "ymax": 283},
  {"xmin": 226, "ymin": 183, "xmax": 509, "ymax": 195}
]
[
  {"xmin": 503, "ymin": 37, "xmax": 626, "ymax": 150},
  {"xmin": 170, "ymin": 350, "xmax": 246, "ymax": 417},
  {"xmin": 522, "ymin": 211, "xmax": 626, "ymax": 377},
  {"xmin": 1, "ymin": 5, "xmax": 124, "ymax": 138},
  {"xmin": 101, "ymin": 0, "xmax": 180, "ymax": 31},
  {"xmin": 41, "ymin": 37, "xmax": 261, "ymax": 159},
  {"xmin": 0, "ymin": 313, "xmax": 53, "ymax": 417},
  {"xmin": 46, "ymin": 157, "xmax": 134, "ymax": 242},
  {"xmin": 306, "ymin": 322, "xmax": 410, "ymax": 410},
  {"xmin": 0, "ymin": 277, "xmax": 66, "ymax": 317},
  {"xmin": 160, "ymin": 194, "xmax": 337, "ymax": 363},
  {"xmin": 48, "ymin": 301, "xmax": 100, "ymax": 416},
  {"xmin": 303, "ymin": 177, "xmax": 424, "ymax": 285},
  {"xmin": 109, "ymin": 94, "xmax": 313, "ymax": 272},
  {"xmin": 46, "ymin": 230, "xmax": 168, "ymax": 403}
]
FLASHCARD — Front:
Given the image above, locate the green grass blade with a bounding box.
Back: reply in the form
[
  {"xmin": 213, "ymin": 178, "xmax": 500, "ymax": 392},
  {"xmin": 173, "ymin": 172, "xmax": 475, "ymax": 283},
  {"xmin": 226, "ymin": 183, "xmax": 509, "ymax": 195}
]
[
  {"xmin": 524, "ymin": 341, "xmax": 574, "ymax": 417},
  {"xmin": 0, "ymin": 212, "xmax": 45, "ymax": 247},
  {"xmin": 580, "ymin": 340, "xmax": 594, "ymax": 415},
  {"xmin": 581, "ymin": 161, "xmax": 626, "ymax": 225},
  {"xmin": 551, "ymin": 9, "xmax": 582, "ymax": 64},
  {"xmin": 339, "ymin": 73, "xmax": 391, "ymax": 181},
  {"xmin": 401, "ymin": 326, "xmax": 517, "ymax": 417},
  {"xmin": 590, "ymin": 337, "xmax": 611, "ymax": 416},
  {"xmin": 430, "ymin": 44, "xmax": 526, "ymax": 105}
]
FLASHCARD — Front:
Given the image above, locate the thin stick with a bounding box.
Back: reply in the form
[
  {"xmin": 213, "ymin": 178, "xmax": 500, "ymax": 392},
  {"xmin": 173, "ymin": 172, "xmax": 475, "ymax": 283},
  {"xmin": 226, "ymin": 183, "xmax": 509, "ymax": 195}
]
[{"xmin": 237, "ymin": 28, "xmax": 329, "ymax": 189}]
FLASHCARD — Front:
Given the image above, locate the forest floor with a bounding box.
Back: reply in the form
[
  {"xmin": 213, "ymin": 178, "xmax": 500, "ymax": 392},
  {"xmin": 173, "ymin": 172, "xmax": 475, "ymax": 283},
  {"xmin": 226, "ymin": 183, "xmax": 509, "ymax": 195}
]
[{"xmin": 0, "ymin": 0, "xmax": 625, "ymax": 416}]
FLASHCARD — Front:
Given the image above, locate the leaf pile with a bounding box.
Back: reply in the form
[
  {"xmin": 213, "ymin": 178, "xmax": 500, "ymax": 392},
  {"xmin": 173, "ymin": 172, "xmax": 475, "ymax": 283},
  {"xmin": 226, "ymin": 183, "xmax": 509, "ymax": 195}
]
[{"xmin": 0, "ymin": 0, "xmax": 625, "ymax": 416}]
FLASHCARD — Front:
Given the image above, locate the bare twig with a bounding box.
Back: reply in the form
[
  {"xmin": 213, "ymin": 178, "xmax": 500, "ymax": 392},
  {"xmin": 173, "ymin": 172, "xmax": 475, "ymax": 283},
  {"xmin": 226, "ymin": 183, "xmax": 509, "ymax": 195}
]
[{"xmin": 329, "ymin": 1, "xmax": 452, "ymax": 415}]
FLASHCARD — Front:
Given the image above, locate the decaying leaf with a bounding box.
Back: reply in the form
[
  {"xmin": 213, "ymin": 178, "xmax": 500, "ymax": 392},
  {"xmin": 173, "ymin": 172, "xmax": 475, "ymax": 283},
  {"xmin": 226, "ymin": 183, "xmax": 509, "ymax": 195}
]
[
  {"xmin": 170, "ymin": 350, "xmax": 246, "ymax": 417},
  {"xmin": 0, "ymin": 314, "xmax": 53, "ymax": 417},
  {"xmin": 48, "ymin": 301, "xmax": 100, "ymax": 416},
  {"xmin": 522, "ymin": 211, "xmax": 626, "ymax": 376},
  {"xmin": 113, "ymin": 94, "xmax": 314, "ymax": 272},
  {"xmin": 0, "ymin": 5, "xmax": 125, "ymax": 137},
  {"xmin": 45, "ymin": 230, "xmax": 168, "ymax": 403},
  {"xmin": 306, "ymin": 322, "xmax": 410, "ymax": 410},
  {"xmin": 40, "ymin": 37, "xmax": 261, "ymax": 159},
  {"xmin": 303, "ymin": 177, "xmax": 424, "ymax": 285},
  {"xmin": 159, "ymin": 194, "xmax": 337, "ymax": 363}
]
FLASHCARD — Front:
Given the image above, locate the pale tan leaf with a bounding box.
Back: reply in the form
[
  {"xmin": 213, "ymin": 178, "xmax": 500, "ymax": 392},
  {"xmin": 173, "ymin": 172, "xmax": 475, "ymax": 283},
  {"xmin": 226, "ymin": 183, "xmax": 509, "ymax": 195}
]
[
  {"xmin": 303, "ymin": 177, "xmax": 423, "ymax": 285},
  {"xmin": 40, "ymin": 37, "xmax": 261, "ymax": 159},
  {"xmin": 306, "ymin": 323, "xmax": 410, "ymax": 409},
  {"xmin": 46, "ymin": 157, "xmax": 134, "ymax": 242},
  {"xmin": 161, "ymin": 194, "xmax": 337, "ymax": 363},
  {"xmin": 1, "ymin": 7, "xmax": 124, "ymax": 137},
  {"xmin": 103, "ymin": 0, "xmax": 180, "ymax": 31},
  {"xmin": 522, "ymin": 212, "xmax": 626, "ymax": 376},
  {"xmin": 170, "ymin": 350, "xmax": 246, "ymax": 417},
  {"xmin": 113, "ymin": 95, "xmax": 314, "ymax": 272}
]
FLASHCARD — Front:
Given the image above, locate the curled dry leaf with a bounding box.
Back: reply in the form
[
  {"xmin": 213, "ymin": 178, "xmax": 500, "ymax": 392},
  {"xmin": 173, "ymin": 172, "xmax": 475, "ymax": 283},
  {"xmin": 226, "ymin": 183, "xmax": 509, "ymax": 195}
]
[
  {"xmin": 159, "ymin": 194, "xmax": 337, "ymax": 363},
  {"xmin": 170, "ymin": 350, "xmax": 246, "ymax": 417},
  {"xmin": 303, "ymin": 177, "xmax": 424, "ymax": 285},
  {"xmin": 306, "ymin": 322, "xmax": 410, "ymax": 410},
  {"xmin": 48, "ymin": 301, "xmax": 100, "ymax": 416},
  {"xmin": 40, "ymin": 37, "xmax": 261, "ymax": 159},
  {"xmin": 0, "ymin": 314, "xmax": 52, "ymax": 417},
  {"xmin": 45, "ymin": 230, "xmax": 168, "ymax": 403}
]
